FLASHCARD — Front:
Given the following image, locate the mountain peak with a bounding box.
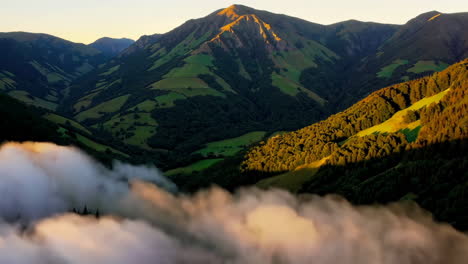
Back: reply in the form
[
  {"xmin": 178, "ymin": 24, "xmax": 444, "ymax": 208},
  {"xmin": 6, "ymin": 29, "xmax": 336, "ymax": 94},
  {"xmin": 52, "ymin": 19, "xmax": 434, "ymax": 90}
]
[
  {"xmin": 411, "ymin": 10, "xmax": 443, "ymax": 22},
  {"xmin": 92, "ymin": 37, "xmax": 134, "ymax": 43},
  {"xmin": 89, "ymin": 37, "xmax": 135, "ymax": 56},
  {"xmin": 217, "ymin": 4, "xmax": 255, "ymax": 20},
  {"xmin": 206, "ymin": 5, "xmax": 285, "ymax": 50}
]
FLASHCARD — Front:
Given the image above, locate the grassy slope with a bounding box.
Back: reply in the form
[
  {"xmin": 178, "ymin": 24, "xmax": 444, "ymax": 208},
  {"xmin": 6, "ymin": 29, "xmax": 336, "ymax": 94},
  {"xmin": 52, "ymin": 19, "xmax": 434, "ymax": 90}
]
[
  {"xmin": 102, "ymin": 112, "xmax": 157, "ymax": 148},
  {"xmin": 0, "ymin": 71, "xmax": 17, "ymax": 90},
  {"xmin": 128, "ymin": 100, "xmax": 157, "ymax": 111},
  {"xmin": 165, "ymin": 158, "xmax": 224, "ymax": 177},
  {"xmin": 148, "ymin": 30, "xmax": 213, "ymax": 71},
  {"xmin": 272, "ymin": 73, "xmax": 326, "ymax": 105},
  {"xmin": 168, "ymin": 131, "xmax": 269, "ymax": 177},
  {"xmin": 8, "ymin": 90, "xmax": 58, "ymax": 111},
  {"xmin": 75, "ymin": 95, "xmax": 130, "ymax": 121},
  {"xmin": 43, "ymin": 113, "xmax": 92, "ymax": 135},
  {"xmin": 271, "ymin": 39, "xmax": 333, "ymax": 104},
  {"xmin": 407, "ymin": 60, "xmax": 449, "ymax": 73},
  {"xmin": 150, "ymin": 78, "xmax": 225, "ymax": 98},
  {"xmin": 75, "ymin": 133, "xmax": 129, "ymax": 157},
  {"xmin": 155, "ymin": 92, "xmax": 187, "ymax": 108},
  {"xmin": 377, "ymin": 59, "xmax": 409, "ymax": 78},
  {"xmin": 150, "ymin": 54, "xmax": 233, "ymax": 99},
  {"xmin": 100, "ymin": 65, "xmax": 120, "ymax": 76},
  {"xmin": 194, "ymin": 131, "xmax": 267, "ymax": 157}
]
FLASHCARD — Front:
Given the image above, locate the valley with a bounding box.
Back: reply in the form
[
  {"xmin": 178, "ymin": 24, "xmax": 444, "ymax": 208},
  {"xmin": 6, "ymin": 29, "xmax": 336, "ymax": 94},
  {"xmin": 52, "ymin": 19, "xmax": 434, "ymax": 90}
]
[{"xmin": 0, "ymin": 2, "xmax": 467, "ymax": 229}]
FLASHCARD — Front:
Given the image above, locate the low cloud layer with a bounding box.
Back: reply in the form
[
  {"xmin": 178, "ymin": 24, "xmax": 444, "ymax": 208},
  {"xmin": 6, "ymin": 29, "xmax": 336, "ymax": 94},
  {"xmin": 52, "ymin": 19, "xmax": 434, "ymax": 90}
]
[{"xmin": 0, "ymin": 142, "xmax": 467, "ymax": 264}]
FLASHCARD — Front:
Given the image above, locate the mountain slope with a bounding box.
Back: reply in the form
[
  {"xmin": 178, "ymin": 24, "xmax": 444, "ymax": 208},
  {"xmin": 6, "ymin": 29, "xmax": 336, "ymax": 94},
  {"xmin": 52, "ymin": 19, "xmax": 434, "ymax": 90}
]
[
  {"xmin": 342, "ymin": 11, "xmax": 468, "ymax": 107},
  {"xmin": 89, "ymin": 37, "xmax": 135, "ymax": 57},
  {"xmin": 378, "ymin": 11, "xmax": 468, "ymax": 62},
  {"xmin": 242, "ymin": 58, "xmax": 468, "ymax": 228},
  {"xmin": 65, "ymin": 5, "xmax": 398, "ymax": 159},
  {"xmin": 0, "ymin": 92, "xmax": 130, "ymax": 164},
  {"xmin": 0, "ymin": 32, "xmax": 108, "ymax": 110},
  {"xmin": 243, "ymin": 59, "xmax": 467, "ymax": 173}
]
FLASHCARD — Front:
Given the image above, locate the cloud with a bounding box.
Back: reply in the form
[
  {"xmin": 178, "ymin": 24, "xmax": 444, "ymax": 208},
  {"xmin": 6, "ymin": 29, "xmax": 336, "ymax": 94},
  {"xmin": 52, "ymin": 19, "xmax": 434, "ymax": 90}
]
[
  {"xmin": 0, "ymin": 142, "xmax": 467, "ymax": 264},
  {"xmin": 0, "ymin": 142, "xmax": 175, "ymax": 222}
]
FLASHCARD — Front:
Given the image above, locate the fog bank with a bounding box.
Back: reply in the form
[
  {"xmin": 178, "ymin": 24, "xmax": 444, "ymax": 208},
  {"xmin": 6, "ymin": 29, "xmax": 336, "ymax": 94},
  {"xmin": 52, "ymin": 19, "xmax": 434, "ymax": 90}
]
[{"xmin": 0, "ymin": 142, "xmax": 467, "ymax": 264}]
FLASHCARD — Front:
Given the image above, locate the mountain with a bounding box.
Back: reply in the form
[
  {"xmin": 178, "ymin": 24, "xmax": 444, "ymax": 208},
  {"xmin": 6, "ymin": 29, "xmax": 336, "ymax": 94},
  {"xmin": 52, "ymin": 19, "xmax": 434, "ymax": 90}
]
[
  {"xmin": 64, "ymin": 6, "xmax": 468, "ymax": 171},
  {"xmin": 0, "ymin": 32, "xmax": 108, "ymax": 110},
  {"xmin": 89, "ymin": 37, "xmax": 135, "ymax": 57},
  {"xmin": 63, "ymin": 5, "xmax": 401, "ymax": 160},
  {"xmin": 2, "ymin": 6, "xmax": 466, "ymax": 172},
  {"xmin": 377, "ymin": 11, "xmax": 468, "ymax": 62},
  {"xmin": 340, "ymin": 11, "xmax": 468, "ymax": 107},
  {"xmin": 240, "ymin": 59, "xmax": 468, "ymax": 228}
]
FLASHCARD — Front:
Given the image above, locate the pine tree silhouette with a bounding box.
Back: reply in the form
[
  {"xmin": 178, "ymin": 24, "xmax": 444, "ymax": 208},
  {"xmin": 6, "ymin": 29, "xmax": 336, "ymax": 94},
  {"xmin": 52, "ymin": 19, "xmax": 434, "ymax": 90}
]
[{"xmin": 82, "ymin": 205, "xmax": 89, "ymax": 215}]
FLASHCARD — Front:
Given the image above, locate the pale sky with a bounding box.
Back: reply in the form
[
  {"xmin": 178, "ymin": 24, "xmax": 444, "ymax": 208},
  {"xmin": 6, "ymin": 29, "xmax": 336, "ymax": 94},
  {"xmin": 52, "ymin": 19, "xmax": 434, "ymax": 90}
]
[{"xmin": 1, "ymin": 0, "xmax": 467, "ymax": 44}]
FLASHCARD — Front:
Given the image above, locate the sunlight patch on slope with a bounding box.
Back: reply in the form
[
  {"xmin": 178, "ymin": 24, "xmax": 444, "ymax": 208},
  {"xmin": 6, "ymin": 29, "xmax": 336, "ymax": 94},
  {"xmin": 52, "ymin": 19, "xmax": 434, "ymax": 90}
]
[
  {"xmin": 428, "ymin": 14, "xmax": 442, "ymax": 21},
  {"xmin": 356, "ymin": 88, "xmax": 451, "ymax": 137},
  {"xmin": 211, "ymin": 14, "xmax": 282, "ymax": 45},
  {"xmin": 217, "ymin": 5, "xmax": 241, "ymax": 20}
]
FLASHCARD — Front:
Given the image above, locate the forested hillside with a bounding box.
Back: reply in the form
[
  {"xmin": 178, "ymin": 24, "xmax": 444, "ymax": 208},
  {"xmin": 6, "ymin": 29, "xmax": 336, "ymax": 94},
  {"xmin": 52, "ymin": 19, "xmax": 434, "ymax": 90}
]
[
  {"xmin": 243, "ymin": 59, "xmax": 467, "ymax": 173},
  {"xmin": 241, "ymin": 59, "xmax": 467, "ymax": 228}
]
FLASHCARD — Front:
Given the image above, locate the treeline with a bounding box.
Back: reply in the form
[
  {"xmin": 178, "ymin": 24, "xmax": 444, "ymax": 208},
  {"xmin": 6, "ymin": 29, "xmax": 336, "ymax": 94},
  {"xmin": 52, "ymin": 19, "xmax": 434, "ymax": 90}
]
[
  {"xmin": 0, "ymin": 93, "xmax": 64, "ymax": 144},
  {"xmin": 242, "ymin": 59, "xmax": 468, "ymax": 175}
]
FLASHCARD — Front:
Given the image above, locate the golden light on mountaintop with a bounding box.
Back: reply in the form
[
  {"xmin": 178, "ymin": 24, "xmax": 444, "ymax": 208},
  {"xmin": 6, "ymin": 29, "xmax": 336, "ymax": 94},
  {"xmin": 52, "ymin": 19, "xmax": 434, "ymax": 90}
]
[
  {"xmin": 212, "ymin": 11, "xmax": 283, "ymax": 45},
  {"xmin": 217, "ymin": 5, "xmax": 242, "ymax": 20},
  {"xmin": 428, "ymin": 13, "xmax": 442, "ymax": 21}
]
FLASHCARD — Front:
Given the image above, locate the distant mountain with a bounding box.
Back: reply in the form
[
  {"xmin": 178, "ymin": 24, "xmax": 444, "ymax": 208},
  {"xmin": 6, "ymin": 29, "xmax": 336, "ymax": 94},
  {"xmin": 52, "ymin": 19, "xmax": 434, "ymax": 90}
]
[
  {"xmin": 342, "ymin": 11, "xmax": 468, "ymax": 107},
  {"xmin": 378, "ymin": 11, "xmax": 468, "ymax": 62},
  {"xmin": 89, "ymin": 37, "xmax": 135, "ymax": 57},
  {"xmin": 0, "ymin": 32, "xmax": 108, "ymax": 110},
  {"xmin": 240, "ymin": 58, "xmax": 468, "ymax": 228}
]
